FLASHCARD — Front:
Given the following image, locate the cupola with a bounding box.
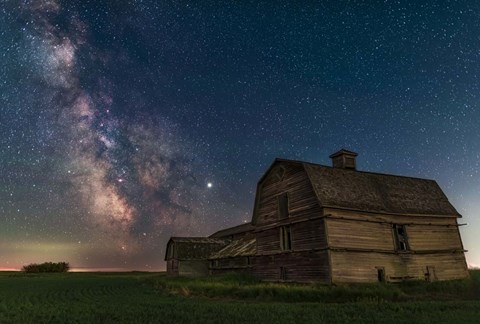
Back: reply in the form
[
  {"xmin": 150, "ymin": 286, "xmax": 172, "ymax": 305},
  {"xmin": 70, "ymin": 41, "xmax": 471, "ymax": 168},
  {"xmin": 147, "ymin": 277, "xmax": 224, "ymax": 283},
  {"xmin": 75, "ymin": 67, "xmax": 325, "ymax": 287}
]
[{"xmin": 329, "ymin": 149, "xmax": 358, "ymax": 170}]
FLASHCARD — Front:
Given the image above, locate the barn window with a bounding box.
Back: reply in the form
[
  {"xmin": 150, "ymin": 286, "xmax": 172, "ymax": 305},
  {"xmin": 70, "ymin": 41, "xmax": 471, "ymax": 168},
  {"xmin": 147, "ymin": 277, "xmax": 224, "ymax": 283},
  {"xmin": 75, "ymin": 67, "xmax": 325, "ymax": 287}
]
[
  {"xmin": 376, "ymin": 267, "xmax": 386, "ymax": 282},
  {"xmin": 344, "ymin": 156, "xmax": 356, "ymax": 169},
  {"xmin": 278, "ymin": 193, "xmax": 289, "ymax": 219},
  {"xmin": 393, "ymin": 224, "xmax": 409, "ymax": 251},
  {"xmin": 280, "ymin": 226, "xmax": 292, "ymax": 251},
  {"xmin": 168, "ymin": 243, "xmax": 175, "ymax": 259}
]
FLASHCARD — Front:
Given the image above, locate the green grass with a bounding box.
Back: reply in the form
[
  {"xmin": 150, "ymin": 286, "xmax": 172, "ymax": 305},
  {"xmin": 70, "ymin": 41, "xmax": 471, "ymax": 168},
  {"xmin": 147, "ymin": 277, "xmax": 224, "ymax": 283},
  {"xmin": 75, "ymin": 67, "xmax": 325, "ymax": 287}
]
[
  {"xmin": 0, "ymin": 271, "xmax": 479, "ymax": 323},
  {"xmin": 150, "ymin": 270, "xmax": 480, "ymax": 303}
]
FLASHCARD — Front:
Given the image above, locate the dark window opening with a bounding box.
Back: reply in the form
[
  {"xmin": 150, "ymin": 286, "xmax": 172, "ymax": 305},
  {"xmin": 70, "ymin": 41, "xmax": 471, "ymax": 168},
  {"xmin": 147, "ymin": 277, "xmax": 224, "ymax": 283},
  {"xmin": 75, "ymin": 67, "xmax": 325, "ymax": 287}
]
[
  {"xmin": 246, "ymin": 256, "xmax": 251, "ymax": 265},
  {"xmin": 278, "ymin": 193, "xmax": 289, "ymax": 219},
  {"xmin": 345, "ymin": 157, "xmax": 355, "ymax": 168},
  {"xmin": 280, "ymin": 226, "xmax": 292, "ymax": 251},
  {"xmin": 377, "ymin": 267, "xmax": 386, "ymax": 282},
  {"xmin": 274, "ymin": 166, "xmax": 286, "ymax": 181},
  {"xmin": 393, "ymin": 224, "xmax": 409, "ymax": 251},
  {"xmin": 280, "ymin": 267, "xmax": 287, "ymax": 280}
]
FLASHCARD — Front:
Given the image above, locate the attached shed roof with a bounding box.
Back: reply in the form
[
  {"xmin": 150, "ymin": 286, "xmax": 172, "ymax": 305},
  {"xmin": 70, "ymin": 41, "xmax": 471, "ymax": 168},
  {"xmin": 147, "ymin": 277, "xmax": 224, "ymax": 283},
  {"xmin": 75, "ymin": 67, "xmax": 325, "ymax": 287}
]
[
  {"xmin": 165, "ymin": 237, "xmax": 227, "ymax": 261},
  {"xmin": 209, "ymin": 223, "xmax": 255, "ymax": 238},
  {"xmin": 209, "ymin": 236, "xmax": 257, "ymax": 259},
  {"xmin": 255, "ymin": 158, "xmax": 460, "ymax": 220}
]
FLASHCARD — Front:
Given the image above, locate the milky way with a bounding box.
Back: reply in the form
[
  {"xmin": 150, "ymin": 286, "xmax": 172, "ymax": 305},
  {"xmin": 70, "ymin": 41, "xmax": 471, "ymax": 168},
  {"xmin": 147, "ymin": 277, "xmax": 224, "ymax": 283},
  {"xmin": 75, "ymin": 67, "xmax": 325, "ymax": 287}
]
[
  {"xmin": 1, "ymin": 1, "xmax": 480, "ymax": 270},
  {"xmin": 1, "ymin": 1, "xmax": 226, "ymax": 270}
]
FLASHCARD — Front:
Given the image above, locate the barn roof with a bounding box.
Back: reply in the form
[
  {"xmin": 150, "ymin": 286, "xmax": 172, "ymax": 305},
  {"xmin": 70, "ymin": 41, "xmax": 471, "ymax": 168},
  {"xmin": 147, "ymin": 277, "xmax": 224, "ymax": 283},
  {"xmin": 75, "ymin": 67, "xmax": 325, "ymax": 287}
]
[
  {"xmin": 169, "ymin": 237, "xmax": 225, "ymax": 244},
  {"xmin": 209, "ymin": 223, "xmax": 255, "ymax": 238},
  {"xmin": 255, "ymin": 158, "xmax": 460, "ymax": 219},
  {"xmin": 304, "ymin": 162, "xmax": 460, "ymax": 217},
  {"xmin": 209, "ymin": 236, "xmax": 257, "ymax": 259},
  {"xmin": 165, "ymin": 237, "xmax": 227, "ymax": 261}
]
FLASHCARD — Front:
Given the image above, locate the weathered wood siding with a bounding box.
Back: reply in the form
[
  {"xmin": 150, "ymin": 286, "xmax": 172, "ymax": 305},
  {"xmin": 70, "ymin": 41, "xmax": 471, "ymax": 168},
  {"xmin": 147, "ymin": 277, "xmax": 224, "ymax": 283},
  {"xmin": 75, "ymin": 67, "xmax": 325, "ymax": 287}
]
[
  {"xmin": 253, "ymin": 250, "xmax": 330, "ymax": 283},
  {"xmin": 254, "ymin": 163, "xmax": 322, "ymax": 225},
  {"xmin": 407, "ymin": 225, "xmax": 463, "ymax": 251},
  {"xmin": 210, "ymin": 256, "xmax": 252, "ymax": 275},
  {"xmin": 166, "ymin": 259, "xmax": 178, "ymax": 275},
  {"xmin": 252, "ymin": 162, "xmax": 329, "ymax": 282},
  {"xmin": 178, "ymin": 260, "xmax": 209, "ymax": 277},
  {"xmin": 326, "ymin": 218, "xmax": 464, "ymax": 251},
  {"xmin": 330, "ymin": 251, "xmax": 468, "ymax": 283},
  {"xmin": 325, "ymin": 208, "xmax": 468, "ymax": 282},
  {"xmin": 325, "ymin": 209, "xmax": 464, "ymax": 252},
  {"xmin": 327, "ymin": 218, "xmax": 394, "ymax": 251},
  {"xmin": 324, "ymin": 208, "xmax": 460, "ymax": 225},
  {"xmin": 257, "ymin": 219, "xmax": 327, "ymax": 255}
]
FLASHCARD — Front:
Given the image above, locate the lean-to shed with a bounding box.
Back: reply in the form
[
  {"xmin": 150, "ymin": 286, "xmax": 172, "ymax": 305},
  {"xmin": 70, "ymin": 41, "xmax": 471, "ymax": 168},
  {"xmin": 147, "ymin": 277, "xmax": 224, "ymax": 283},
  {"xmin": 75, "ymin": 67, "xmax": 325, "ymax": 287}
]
[{"xmin": 164, "ymin": 237, "xmax": 227, "ymax": 276}]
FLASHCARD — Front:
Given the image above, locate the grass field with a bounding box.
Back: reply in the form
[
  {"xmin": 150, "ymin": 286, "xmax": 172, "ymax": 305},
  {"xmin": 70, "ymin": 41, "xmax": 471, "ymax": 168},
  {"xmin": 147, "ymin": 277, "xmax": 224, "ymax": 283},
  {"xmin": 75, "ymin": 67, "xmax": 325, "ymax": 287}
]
[{"xmin": 0, "ymin": 270, "xmax": 479, "ymax": 323}]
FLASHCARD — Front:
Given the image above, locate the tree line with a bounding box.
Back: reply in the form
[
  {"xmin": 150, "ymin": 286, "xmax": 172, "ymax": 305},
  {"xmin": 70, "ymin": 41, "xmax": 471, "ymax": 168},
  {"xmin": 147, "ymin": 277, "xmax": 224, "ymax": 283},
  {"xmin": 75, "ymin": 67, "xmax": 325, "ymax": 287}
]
[{"xmin": 22, "ymin": 262, "xmax": 70, "ymax": 273}]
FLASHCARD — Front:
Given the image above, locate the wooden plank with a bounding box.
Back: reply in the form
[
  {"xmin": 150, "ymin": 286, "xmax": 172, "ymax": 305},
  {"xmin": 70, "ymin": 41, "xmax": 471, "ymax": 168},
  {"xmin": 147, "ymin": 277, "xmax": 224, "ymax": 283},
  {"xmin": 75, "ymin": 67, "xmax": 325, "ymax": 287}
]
[
  {"xmin": 326, "ymin": 218, "xmax": 395, "ymax": 250},
  {"xmin": 252, "ymin": 251, "xmax": 330, "ymax": 283},
  {"xmin": 330, "ymin": 250, "xmax": 469, "ymax": 283}
]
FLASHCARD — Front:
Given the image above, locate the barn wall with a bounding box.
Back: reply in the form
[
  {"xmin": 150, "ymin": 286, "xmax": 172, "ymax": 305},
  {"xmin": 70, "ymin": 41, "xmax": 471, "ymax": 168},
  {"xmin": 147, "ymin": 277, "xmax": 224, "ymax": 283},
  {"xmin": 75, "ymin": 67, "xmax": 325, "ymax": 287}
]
[
  {"xmin": 178, "ymin": 260, "xmax": 209, "ymax": 277},
  {"xmin": 324, "ymin": 208, "xmax": 460, "ymax": 225},
  {"xmin": 407, "ymin": 225, "xmax": 463, "ymax": 251},
  {"xmin": 257, "ymin": 218, "xmax": 327, "ymax": 255},
  {"xmin": 252, "ymin": 250, "xmax": 330, "ymax": 283},
  {"xmin": 325, "ymin": 208, "xmax": 468, "ymax": 282},
  {"xmin": 325, "ymin": 211, "xmax": 464, "ymax": 250},
  {"xmin": 252, "ymin": 163, "xmax": 328, "ymax": 282},
  {"xmin": 330, "ymin": 251, "xmax": 469, "ymax": 283},
  {"xmin": 326, "ymin": 218, "xmax": 394, "ymax": 251}
]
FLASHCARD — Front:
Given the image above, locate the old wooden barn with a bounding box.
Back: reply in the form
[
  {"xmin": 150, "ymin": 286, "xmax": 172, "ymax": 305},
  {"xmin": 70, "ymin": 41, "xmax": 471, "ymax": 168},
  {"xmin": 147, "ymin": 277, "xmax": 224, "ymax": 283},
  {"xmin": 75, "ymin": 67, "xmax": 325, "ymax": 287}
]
[{"xmin": 165, "ymin": 149, "xmax": 469, "ymax": 283}]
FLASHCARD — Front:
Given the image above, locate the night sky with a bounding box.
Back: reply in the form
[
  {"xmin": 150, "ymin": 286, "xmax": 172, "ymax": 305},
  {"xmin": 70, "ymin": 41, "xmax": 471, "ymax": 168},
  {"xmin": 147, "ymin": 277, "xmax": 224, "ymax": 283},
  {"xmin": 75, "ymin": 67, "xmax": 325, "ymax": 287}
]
[{"xmin": 1, "ymin": 1, "xmax": 479, "ymax": 271}]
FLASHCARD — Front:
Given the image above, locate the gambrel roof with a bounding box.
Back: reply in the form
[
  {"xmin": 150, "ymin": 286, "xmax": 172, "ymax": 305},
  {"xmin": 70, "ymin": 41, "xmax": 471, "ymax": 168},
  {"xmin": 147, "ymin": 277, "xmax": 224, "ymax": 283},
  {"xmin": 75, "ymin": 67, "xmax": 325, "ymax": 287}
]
[{"xmin": 253, "ymin": 158, "xmax": 460, "ymax": 224}]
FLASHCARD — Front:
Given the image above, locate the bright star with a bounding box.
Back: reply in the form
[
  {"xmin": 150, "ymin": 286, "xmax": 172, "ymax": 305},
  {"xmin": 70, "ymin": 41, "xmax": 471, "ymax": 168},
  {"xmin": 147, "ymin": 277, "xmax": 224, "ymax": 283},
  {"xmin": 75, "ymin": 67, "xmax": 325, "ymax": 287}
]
[{"xmin": 207, "ymin": 182, "xmax": 212, "ymax": 188}]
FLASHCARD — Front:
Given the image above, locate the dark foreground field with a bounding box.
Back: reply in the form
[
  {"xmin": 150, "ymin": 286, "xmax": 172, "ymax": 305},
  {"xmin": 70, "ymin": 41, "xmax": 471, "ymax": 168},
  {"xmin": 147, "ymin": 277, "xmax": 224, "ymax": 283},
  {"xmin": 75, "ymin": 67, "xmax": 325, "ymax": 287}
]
[{"xmin": 0, "ymin": 271, "xmax": 479, "ymax": 323}]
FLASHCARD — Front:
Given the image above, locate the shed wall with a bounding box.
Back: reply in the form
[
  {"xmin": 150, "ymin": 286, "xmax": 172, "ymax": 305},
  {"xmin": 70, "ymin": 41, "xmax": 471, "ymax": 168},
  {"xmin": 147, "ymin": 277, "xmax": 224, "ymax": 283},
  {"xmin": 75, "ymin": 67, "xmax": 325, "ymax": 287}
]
[{"xmin": 178, "ymin": 260, "xmax": 209, "ymax": 277}]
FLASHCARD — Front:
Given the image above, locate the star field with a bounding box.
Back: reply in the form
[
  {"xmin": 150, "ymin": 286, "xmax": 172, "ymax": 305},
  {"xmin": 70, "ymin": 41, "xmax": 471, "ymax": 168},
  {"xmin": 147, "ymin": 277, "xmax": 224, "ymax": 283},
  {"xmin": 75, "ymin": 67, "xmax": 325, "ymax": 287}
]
[{"xmin": 1, "ymin": 1, "xmax": 479, "ymax": 270}]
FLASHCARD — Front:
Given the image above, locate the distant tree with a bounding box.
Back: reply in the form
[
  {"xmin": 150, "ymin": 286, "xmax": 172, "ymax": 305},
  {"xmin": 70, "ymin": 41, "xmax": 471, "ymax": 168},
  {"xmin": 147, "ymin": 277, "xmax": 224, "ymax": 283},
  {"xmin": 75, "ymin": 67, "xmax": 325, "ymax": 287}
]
[{"xmin": 22, "ymin": 262, "xmax": 70, "ymax": 273}]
